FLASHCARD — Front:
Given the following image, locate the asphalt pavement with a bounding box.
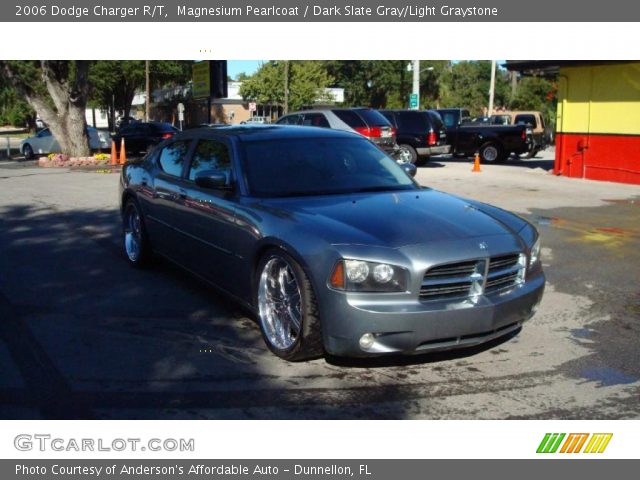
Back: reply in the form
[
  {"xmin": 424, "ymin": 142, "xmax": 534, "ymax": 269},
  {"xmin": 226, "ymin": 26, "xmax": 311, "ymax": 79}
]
[{"xmin": 0, "ymin": 150, "xmax": 639, "ymax": 419}]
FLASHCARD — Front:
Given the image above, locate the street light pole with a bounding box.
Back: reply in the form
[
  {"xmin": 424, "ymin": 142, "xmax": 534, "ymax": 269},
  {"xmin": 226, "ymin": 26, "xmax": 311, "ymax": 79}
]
[
  {"xmin": 283, "ymin": 60, "xmax": 289, "ymax": 115},
  {"xmin": 145, "ymin": 60, "xmax": 150, "ymax": 122},
  {"xmin": 412, "ymin": 60, "xmax": 420, "ymax": 110},
  {"xmin": 488, "ymin": 60, "xmax": 496, "ymax": 117}
]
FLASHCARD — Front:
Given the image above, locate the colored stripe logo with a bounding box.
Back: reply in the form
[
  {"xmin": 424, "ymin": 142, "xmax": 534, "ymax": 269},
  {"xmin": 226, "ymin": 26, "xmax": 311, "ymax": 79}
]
[{"xmin": 537, "ymin": 433, "xmax": 612, "ymax": 453}]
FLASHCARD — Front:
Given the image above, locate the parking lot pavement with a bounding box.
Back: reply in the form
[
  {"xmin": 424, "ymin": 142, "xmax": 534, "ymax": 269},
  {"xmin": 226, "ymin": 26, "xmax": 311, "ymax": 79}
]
[{"xmin": 0, "ymin": 157, "xmax": 639, "ymax": 419}]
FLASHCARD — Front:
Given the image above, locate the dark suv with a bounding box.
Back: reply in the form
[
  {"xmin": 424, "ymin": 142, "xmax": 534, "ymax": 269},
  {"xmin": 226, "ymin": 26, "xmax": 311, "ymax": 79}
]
[
  {"xmin": 276, "ymin": 108, "xmax": 398, "ymax": 156},
  {"xmin": 380, "ymin": 110, "xmax": 450, "ymax": 164},
  {"xmin": 112, "ymin": 122, "xmax": 178, "ymax": 154}
]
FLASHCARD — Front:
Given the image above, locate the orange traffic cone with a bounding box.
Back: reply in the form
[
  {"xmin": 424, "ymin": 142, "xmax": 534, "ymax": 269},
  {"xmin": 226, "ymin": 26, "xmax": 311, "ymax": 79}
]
[
  {"xmin": 119, "ymin": 138, "xmax": 127, "ymax": 165},
  {"xmin": 110, "ymin": 140, "xmax": 117, "ymax": 166},
  {"xmin": 472, "ymin": 152, "xmax": 481, "ymax": 173}
]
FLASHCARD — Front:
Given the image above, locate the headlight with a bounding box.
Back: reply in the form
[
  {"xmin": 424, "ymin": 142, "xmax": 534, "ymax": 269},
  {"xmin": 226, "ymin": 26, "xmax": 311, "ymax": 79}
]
[
  {"xmin": 529, "ymin": 237, "xmax": 541, "ymax": 269},
  {"xmin": 329, "ymin": 259, "xmax": 408, "ymax": 292}
]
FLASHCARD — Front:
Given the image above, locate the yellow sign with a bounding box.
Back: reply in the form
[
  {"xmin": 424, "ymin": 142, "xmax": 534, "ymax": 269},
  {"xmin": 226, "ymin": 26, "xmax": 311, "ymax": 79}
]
[{"xmin": 192, "ymin": 61, "xmax": 210, "ymax": 98}]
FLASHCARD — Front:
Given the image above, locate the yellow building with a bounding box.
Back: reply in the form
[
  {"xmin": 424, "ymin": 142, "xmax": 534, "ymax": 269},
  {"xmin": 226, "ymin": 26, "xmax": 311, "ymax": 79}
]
[{"xmin": 508, "ymin": 61, "xmax": 640, "ymax": 184}]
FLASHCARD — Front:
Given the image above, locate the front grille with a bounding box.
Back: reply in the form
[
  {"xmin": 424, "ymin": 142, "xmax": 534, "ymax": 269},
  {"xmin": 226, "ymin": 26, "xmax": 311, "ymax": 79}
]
[
  {"xmin": 486, "ymin": 253, "xmax": 523, "ymax": 294},
  {"xmin": 420, "ymin": 253, "xmax": 524, "ymax": 302}
]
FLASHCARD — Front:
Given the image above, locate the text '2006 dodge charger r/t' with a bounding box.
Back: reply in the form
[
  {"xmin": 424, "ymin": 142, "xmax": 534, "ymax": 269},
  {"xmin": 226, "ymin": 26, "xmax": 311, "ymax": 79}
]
[{"xmin": 119, "ymin": 125, "xmax": 544, "ymax": 361}]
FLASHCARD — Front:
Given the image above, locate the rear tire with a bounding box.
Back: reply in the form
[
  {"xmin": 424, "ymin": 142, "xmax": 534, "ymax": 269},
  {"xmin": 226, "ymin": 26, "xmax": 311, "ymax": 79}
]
[
  {"xmin": 397, "ymin": 144, "xmax": 418, "ymax": 164},
  {"xmin": 479, "ymin": 142, "xmax": 505, "ymax": 163},
  {"xmin": 256, "ymin": 249, "xmax": 323, "ymax": 361}
]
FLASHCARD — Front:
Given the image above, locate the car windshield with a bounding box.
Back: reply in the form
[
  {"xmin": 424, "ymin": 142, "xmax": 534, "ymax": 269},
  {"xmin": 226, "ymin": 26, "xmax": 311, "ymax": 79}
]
[{"xmin": 243, "ymin": 137, "xmax": 417, "ymax": 198}]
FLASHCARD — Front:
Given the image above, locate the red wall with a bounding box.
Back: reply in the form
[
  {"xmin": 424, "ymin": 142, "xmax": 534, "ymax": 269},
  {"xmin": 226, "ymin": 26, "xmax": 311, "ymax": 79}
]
[{"xmin": 554, "ymin": 133, "xmax": 640, "ymax": 185}]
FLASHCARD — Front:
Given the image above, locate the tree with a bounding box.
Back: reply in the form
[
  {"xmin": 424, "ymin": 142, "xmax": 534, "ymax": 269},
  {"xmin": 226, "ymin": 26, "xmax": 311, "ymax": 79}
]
[
  {"xmin": 0, "ymin": 78, "xmax": 34, "ymax": 128},
  {"xmin": 240, "ymin": 61, "xmax": 333, "ymax": 111},
  {"xmin": 1, "ymin": 61, "xmax": 91, "ymax": 156},
  {"xmin": 439, "ymin": 61, "xmax": 510, "ymax": 116},
  {"xmin": 89, "ymin": 61, "xmax": 192, "ymax": 130},
  {"xmin": 510, "ymin": 75, "xmax": 558, "ymax": 130}
]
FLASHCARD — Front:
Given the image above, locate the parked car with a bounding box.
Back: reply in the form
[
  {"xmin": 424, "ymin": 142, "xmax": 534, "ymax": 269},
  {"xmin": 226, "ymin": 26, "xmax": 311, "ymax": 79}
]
[
  {"xmin": 112, "ymin": 122, "xmax": 178, "ymax": 154},
  {"xmin": 21, "ymin": 127, "xmax": 110, "ymax": 159},
  {"xmin": 241, "ymin": 116, "xmax": 270, "ymax": 125},
  {"xmin": 276, "ymin": 108, "xmax": 398, "ymax": 157},
  {"xmin": 116, "ymin": 116, "xmax": 139, "ymax": 129},
  {"xmin": 437, "ymin": 108, "xmax": 533, "ymax": 163},
  {"xmin": 489, "ymin": 111, "xmax": 551, "ymax": 157},
  {"xmin": 119, "ymin": 125, "xmax": 544, "ymax": 360},
  {"xmin": 380, "ymin": 109, "xmax": 450, "ymax": 164}
]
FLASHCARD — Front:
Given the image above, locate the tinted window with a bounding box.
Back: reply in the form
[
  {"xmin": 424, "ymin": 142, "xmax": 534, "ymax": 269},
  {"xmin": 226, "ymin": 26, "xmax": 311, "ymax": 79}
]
[
  {"xmin": 38, "ymin": 129, "xmax": 52, "ymax": 137},
  {"xmin": 491, "ymin": 115, "xmax": 512, "ymax": 125},
  {"xmin": 515, "ymin": 114, "xmax": 537, "ymax": 128},
  {"xmin": 355, "ymin": 109, "xmax": 392, "ymax": 127},
  {"xmin": 150, "ymin": 123, "xmax": 178, "ymax": 133},
  {"xmin": 302, "ymin": 113, "xmax": 330, "ymax": 128},
  {"xmin": 332, "ymin": 110, "xmax": 366, "ymax": 128},
  {"xmin": 427, "ymin": 111, "xmax": 445, "ymax": 130},
  {"xmin": 276, "ymin": 115, "xmax": 299, "ymax": 125},
  {"xmin": 158, "ymin": 140, "xmax": 190, "ymax": 177},
  {"xmin": 439, "ymin": 112, "xmax": 458, "ymax": 128},
  {"xmin": 188, "ymin": 140, "xmax": 231, "ymax": 181},
  {"xmin": 380, "ymin": 111, "xmax": 396, "ymax": 126},
  {"xmin": 397, "ymin": 112, "xmax": 429, "ymax": 132},
  {"xmin": 243, "ymin": 138, "xmax": 415, "ymax": 197}
]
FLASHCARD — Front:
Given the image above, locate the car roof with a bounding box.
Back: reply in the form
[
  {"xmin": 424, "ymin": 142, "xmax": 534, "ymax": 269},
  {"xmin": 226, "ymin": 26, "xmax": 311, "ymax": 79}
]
[{"xmin": 174, "ymin": 124, "xmax": 361, "ymax": 142}]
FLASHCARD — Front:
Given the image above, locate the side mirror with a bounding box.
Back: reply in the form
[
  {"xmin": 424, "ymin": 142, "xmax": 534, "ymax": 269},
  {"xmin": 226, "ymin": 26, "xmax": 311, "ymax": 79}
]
[
  {"xmin": 194, "ymin": 169, "xmax": 232, "ymax": 190},
  {"xmin": 401, "ymin": 162, "xmax": 417, "ymax": 178}
]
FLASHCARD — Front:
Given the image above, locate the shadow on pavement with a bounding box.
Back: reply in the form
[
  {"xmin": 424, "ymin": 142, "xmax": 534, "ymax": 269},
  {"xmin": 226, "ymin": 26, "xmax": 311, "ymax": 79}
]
[{"xmin": 0, "ymin": 203, "xmax": 524, "ymax": 420}]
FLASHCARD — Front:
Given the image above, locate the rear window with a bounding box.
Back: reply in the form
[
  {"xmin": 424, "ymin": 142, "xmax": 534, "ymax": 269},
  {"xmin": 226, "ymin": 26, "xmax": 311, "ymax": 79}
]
[
  {"xmin": 150, "ymin": 123, "xmax": 178, "ymax": 133},
  {"xmin": 439, "ymin": 112, "xmax": 458, "ymax": 128},
  {"xmin": 396, "ymin": 112, "xmax": 429, "ymax": 132},
  {"xmin": 427, "ymin": 111, "xmax": 445, "ymax": 130},
  {"xmin": 514, "ymin": 115, "xmax": 537, "ymax": 128},
  {"xmin": 332, "ymin": 110, "xmax": 366, "ymax": 128},
  {"xmin": 354, "ymin": 109, "xmax": 392, "ymax": 127}
]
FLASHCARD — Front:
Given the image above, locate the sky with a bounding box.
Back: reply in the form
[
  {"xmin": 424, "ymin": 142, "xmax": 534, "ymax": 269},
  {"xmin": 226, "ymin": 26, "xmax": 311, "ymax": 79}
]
[{"xmin": 227, "ymin": 60, "xmax": 262, "ymax": 79}]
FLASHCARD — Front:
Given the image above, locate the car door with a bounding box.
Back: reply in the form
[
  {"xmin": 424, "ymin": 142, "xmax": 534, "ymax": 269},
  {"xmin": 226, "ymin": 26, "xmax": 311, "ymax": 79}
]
[
  {"xmin": 179, "ymin": 138, "xmax": 244, "ymax": 295},
  {"xmin": 143, "ymin": 139, "xmax": 194, "ymax": 261},
  {"xmin": 33, "ymin": 129, "xmax": 58, "ymax": 154}
]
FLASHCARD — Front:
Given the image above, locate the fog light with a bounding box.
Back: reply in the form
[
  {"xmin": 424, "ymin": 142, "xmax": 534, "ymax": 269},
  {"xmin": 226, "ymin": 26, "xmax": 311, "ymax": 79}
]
[{"xmin": 359, "ymin": 333, "xmax": 375, "ymax": 350}]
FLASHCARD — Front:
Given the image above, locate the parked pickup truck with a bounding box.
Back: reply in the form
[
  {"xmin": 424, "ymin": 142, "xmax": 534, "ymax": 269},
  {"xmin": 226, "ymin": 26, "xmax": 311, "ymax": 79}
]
[
  {"xmin": 436, "ymin": 108, "xmax": 532, "ymax": 163},
  {"xmin": 489, "ymin": 111, "xmax": 552, "ymax": 158}
]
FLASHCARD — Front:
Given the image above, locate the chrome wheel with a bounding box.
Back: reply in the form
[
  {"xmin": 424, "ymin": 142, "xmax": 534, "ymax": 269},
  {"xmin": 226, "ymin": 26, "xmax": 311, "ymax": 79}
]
[
  {"xmin": 23, "ymin": 144, "xmax": 34, "ymax": 160},
  {"xmin": 124, "ymin": 205, "xmax": 142, "ymax": 262},
  {"xmin": 397, "ymin": 146, "xmax": 412, "ymax": 164},
  {"xmin": 258, "ymin": 256, "xmax": 302, "ymax": 351}
]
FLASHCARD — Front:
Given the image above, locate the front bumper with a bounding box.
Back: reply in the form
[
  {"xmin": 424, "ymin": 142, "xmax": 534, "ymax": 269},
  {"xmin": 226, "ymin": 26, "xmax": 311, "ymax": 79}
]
[
  {"xmin": 416, "ymin": 145, "xmax": 451, "ymax": 156},
  {"xmin": 321, "ymin": 271, "xmax": 545, "ymax": 357}
]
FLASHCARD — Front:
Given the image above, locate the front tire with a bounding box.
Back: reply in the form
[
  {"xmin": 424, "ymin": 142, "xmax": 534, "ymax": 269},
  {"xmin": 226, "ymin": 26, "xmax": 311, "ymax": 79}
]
[
  {"xmin": 122, "ymin": 199, "xmax": 152, "ymax": 267},
  {"xmin": 256, "ymin": 250, "xmax": 323, "ymax": 361},
  {"xmin": 23, "ymin": 144, "xmax": 34, "ymax": 160}
]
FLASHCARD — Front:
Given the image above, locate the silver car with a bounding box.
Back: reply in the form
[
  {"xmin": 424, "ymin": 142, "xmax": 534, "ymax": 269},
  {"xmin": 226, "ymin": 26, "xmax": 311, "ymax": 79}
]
[
  {"xmin": 120, "ymin": 125, "xmax": 544, "ymax": 360},
  {"xmin": 21, "ymin": 127, "xmax": 110, "ymax": 159}
]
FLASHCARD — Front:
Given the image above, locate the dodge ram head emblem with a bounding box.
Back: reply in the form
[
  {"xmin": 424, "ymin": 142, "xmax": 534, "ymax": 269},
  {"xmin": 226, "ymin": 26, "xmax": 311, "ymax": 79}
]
[{"xmin": 478, "ymin": 241, "xmax": 488, "ymax": 250}]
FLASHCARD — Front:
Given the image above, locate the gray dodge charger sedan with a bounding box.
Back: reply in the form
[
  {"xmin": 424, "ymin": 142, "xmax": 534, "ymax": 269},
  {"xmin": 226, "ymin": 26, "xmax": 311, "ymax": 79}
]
[{"xmin": 119, "ymin": 125, "xmax": 544, "ymax": 360}]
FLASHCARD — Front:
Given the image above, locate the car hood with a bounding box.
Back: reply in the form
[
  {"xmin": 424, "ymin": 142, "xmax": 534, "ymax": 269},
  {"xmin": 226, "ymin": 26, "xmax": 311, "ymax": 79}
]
[{"xmin": 258, "ymin": 189, "xmax": 526, "ymax": 248}]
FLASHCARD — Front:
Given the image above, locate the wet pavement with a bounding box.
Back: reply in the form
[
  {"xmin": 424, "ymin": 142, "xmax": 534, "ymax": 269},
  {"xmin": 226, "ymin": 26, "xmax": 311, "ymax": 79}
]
[{"xmin": 0, "ymin": 154, "xmax": 639, "ymax": 419}]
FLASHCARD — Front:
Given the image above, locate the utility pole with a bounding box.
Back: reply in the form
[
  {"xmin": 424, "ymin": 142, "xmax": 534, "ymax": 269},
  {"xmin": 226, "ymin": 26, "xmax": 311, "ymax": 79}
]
[
  {"xmin": 412, "ymin": 60, "xmax": 420, "ymax": 110},
  {"xmin": 145, "ymin": 60, "xmax": 150, "ymax": 122},
  {"xmin": 283, "ymin": 60, "xmax": 289, "ymax": 115},
  {"xmin": 488, "ymin": 60, "xmax": 496, "ymax": 116}
]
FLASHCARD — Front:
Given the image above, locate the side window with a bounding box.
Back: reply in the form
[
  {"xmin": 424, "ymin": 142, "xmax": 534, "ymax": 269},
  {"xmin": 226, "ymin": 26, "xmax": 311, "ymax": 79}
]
[
  {"xmin": 188, "ymin": 139, "xmax": 231, "ymax": 181},
  {"xmin": 302, "ymin": 113, "xmax": 330, "ymax": 128},
  {"xmin": 158, "ymin": 140, "xmax": 190, "ymax": 177},
  {"xmin": 277, "ymin": 115, "xmax": 298, "ymax": 125}
]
